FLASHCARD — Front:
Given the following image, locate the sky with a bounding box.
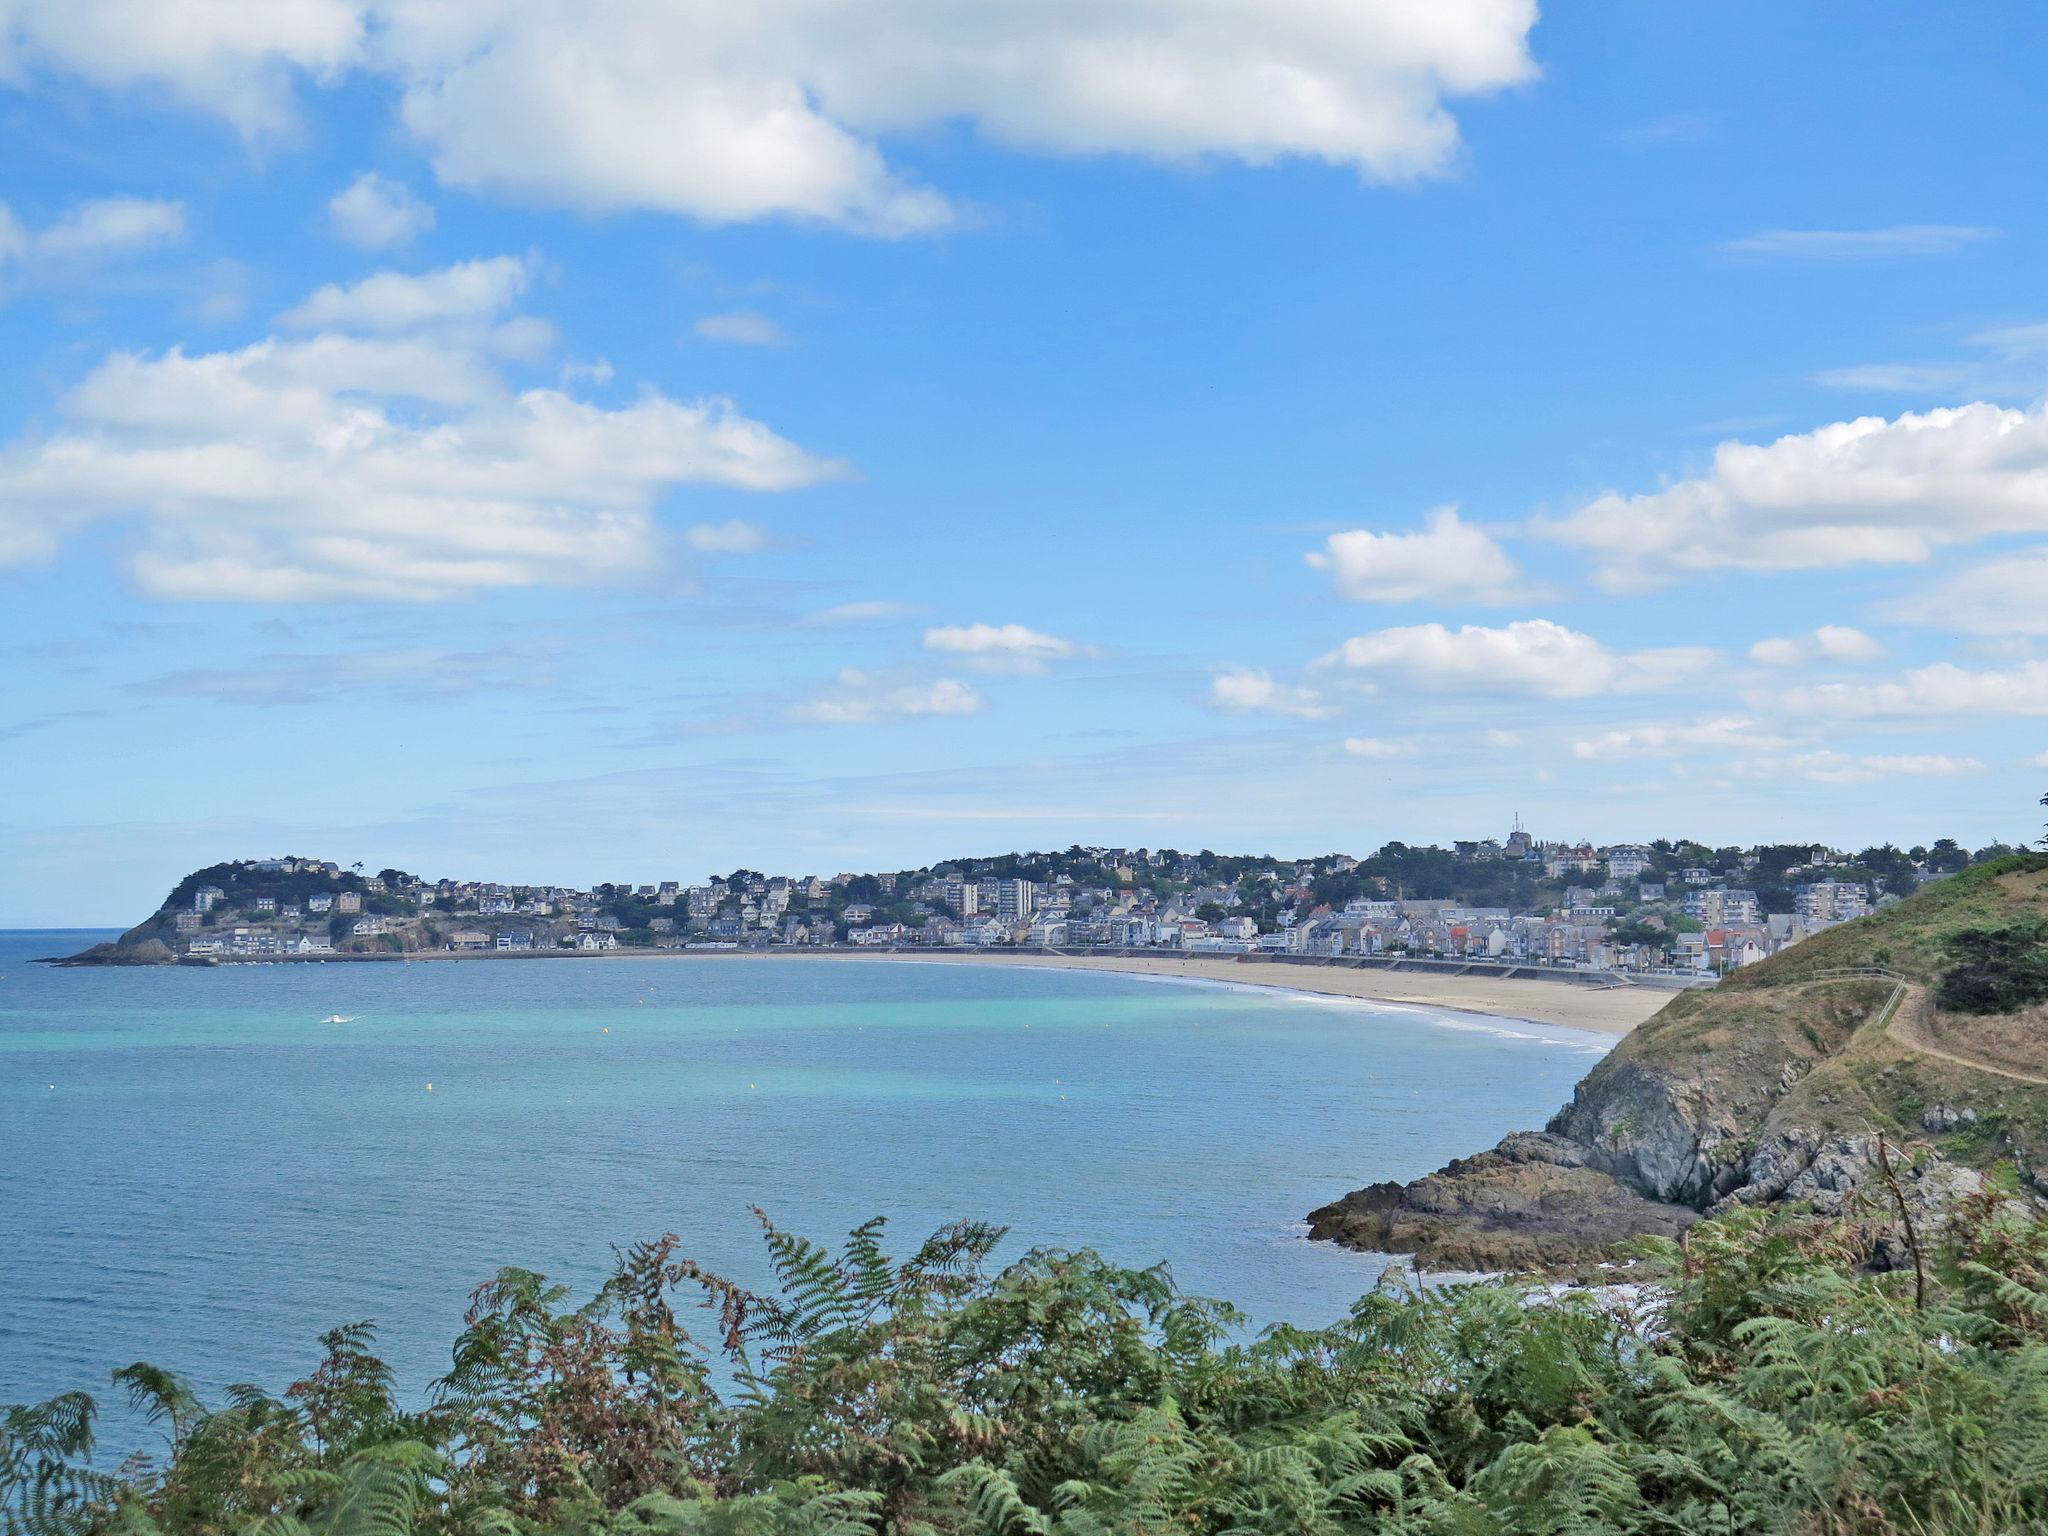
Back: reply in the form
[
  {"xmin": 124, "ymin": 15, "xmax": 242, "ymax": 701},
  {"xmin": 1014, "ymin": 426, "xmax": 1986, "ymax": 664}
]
[{"xmin": 4, "ymin": 1, "xmax": 2048, "ymax": 926}]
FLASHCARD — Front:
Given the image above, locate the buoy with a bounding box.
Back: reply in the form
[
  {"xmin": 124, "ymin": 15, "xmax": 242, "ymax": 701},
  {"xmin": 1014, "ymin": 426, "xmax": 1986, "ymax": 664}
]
[
  {"xmin": 426, "ymin": 1082, "xmax": 433, "ymax": 1091},
  {"xmin": 603, "ymin": 1027, "xmax": 610, "ymax": 1033}
]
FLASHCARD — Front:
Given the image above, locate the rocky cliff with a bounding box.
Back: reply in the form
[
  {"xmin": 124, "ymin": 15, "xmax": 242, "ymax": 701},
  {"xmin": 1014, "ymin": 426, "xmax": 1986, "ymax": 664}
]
[{"xmin": 1311, "ymin": 855, "xmax": 2048, "ymax": 1270}]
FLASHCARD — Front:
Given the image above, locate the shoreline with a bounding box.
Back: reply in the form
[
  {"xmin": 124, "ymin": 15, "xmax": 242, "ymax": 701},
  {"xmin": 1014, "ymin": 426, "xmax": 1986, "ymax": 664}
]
[
  {"xmin": 357, "ymin": 944, "xmax": 1672, "ymax": 1035},
  {"xmin": 45, "ymin": 936, "xmax": 1678, "ymax": 1036},
  {"xmin": 763, "ymin": 949, "xmax": 1668, "ymax": 1036}
]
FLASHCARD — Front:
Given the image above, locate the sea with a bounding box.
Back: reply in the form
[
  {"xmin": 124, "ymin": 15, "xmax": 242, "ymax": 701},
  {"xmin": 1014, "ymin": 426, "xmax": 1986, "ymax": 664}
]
[{"xmin": 0, "ymin": 929, "xmax": 1612, "ymax": 1458}]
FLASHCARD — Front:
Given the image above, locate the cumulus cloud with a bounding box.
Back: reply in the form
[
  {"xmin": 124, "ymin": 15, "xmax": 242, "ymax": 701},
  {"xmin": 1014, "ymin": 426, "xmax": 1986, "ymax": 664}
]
[
  {"xmin": 922, "ymin": 622, "xmax": 1084, "ymax": 675},
  {"xmin": 1718, "ymin": 226, "xmax": 1999, "ymax": 261},
  {"xmin": 328, "ymin": 172, "xmax": 434, "ymax": 249},
  {"xmin": 1305, "ymin": 506, "xmax": 1524, "ymax": 603},
  {"xmin": 1316, "ymin": 619, "xmax": 1712, "ymax": 699},
  {"xmin": 0, "ymin": 262, "xmax": 847, "ymax": 598},
  {"xmin": 1734, "ymin": 750, "xmax": 1984, "ymax": 784},
  {"xmin": 1210, "ymin": 667, "xmax": 1332, "ymax": 719},
  {"xmin": 1538, "ymin": 401, "xmax": 2048, "ymax": 592},
  {"xmin": 1776, "ymin": 660, "xmax": 2048, "ymax": 719},
  {"xmin": 1885, "ymin": 549, "xmax": 2048, "ymax": 635},
  {"xmin": 0, "ymin": 0, "xmax": 363, "ymax": 136},
  {"xmin": 280, "ymin": 254, "xmax": 530, "ymax": 332},
  {"xmin": 789, "ymin": 669, "xmax": 983, "ymax": 725},
  {"xmin": 695, "ymin": 311, "xmax": 788, "ymax": 346},
  {"xmin": 685, "ymin": 519, "xmax": 768, "ymax": 554},
  {"xmin": 0, "ymin": 0, "xmax": 1538, "ymax": 233},
  {"xmin": 1572, "ymin": 717, "xmax": 1794, "ymax": 760},
  {"xmin": 0, "ymin": 195, "xmax": 186, "ymax": 264},
  {"xmin": 1748, "ymin": 626, "xmax": 1885, "ymax": 666}
]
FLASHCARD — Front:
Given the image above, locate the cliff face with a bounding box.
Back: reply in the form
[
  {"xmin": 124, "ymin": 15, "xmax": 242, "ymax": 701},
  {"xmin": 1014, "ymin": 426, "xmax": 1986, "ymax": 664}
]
[{"xmin": 1311, "ymin": 856, "xmax": 2048, "ymax": 1270}]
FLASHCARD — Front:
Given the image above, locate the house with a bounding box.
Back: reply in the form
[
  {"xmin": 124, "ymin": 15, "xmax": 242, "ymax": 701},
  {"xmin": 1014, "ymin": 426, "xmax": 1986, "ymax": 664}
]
[
  {"xmin": 335, "ymin": 891, "xmax": 363, "ymax": 913},
  {"xmin": 253, "ymin": 895, "xmax": 277, "ymax": 914},
  {"xmin": 193, "ymin": 885, "xmax": 225, "ymax": 913},
  {"xmin": 351, "ymin": 917, "xmax": 387, "ymax": 937},
  {"xmin": 448, "ymin": 929, "xmax": 492, "ymax": 950},
  {"xmin": 1603, "ymin": 845, "xmax": 1653, "ymax": 881},
  {"xmin": 307, "ymin": 893, "xmax": 333, "ymax": 914},
  {"xmin": 495, "ymin": 931, "xmax": 535, "ymax": 951},
  {"xmin": 1796, "ymin": 880, "xmax": 1871, "ymax": 927}
]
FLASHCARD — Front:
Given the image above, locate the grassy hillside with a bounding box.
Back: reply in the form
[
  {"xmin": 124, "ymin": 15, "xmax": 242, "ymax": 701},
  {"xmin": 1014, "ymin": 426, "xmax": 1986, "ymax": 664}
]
[
  {"xmin": 1723, "ymin": 853, "xmax": 2048, "ymax": 987},
  {"xmin": 1553, "ymin": 854, "xmax": 2048, "ymax": 1205}
]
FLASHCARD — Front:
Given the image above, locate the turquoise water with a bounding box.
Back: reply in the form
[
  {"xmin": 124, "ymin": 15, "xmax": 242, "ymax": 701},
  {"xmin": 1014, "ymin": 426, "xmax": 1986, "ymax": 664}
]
[{"xmin": 0, "ymin": 930, "xmax": 1608, "ymax": 1455}]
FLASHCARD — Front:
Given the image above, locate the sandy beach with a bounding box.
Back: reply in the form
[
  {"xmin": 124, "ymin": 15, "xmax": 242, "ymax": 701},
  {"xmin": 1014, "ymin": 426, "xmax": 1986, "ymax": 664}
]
[{"xmin": 735, "ymin": 949, "xmax": 1676, "ymax": 1036}]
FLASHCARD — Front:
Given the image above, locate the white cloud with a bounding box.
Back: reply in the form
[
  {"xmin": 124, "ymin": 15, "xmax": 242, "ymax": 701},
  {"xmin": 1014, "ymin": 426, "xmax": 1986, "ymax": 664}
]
[
  {"xmin": 1305, "ymin": 506, "xmax": 1524, "ymax": 603},
  {"xmin": 0, "ymin": 273, "xmax": 847, "ymax": 597},
  {"xmin": 685, "ymin": 519, "xmax": 768, "ymax": 554},
  {"xmin": 1484, "ymin": 728, "xmax": 1521, "ymax": 748},
  {"xmin": 1776, "ymin": 660, "xmax": 2048, "ymax": 719},
  {"xmin": 279, "ymin": 254, "xmax": 530, "ymax": 333},
  {"xmin": 1735, "ymin": 750, "xmax": 1984, "ymax": 784},
  {"xmin": 2031, "ymin": 750, "xmax": 2048, "ymax": 768},
  {"xmin": 1210, "ymin": 667, "xmax": 1332, "ymax": 719},
  {"xmin": 328, "ymin": 172, "xmax": 435, "ymax": 249},
  {"xmin": 1538, "ymin": 401, "xmax": 2048, "ymax": 592},
  {"xmin": 1816, "ymin": 320, "xmax": 2048, "ymax": 399},
  {"xmin": 0, "ymin": 196, "xmax": 186, "ymax": 264},
  {"xmin": 0, "ymin": 1, "xmax": 1538, "ymax": 233},
  {"xmin": 1719, "ymin": 226, "xmax": 1999, "ymax": 261},
  {"xmin": 0, "ymin": 0, "xmax": 364, "ymax": 136},
  {"xmin": 923, "ymin": 622, "xmax": 1084, "ymax": 675},
  {"xmin": 1316, "ymin": 619, "xmax": 1712, "ymax": 699},
  {"xmin": 38, "ymin": 195, "xmax": 187, "ymax": 256},
  {"xmin": 1342, "ymin": 736, "xmax": 1402, "ymax": 758},
  {"xmin": 1748, "ymin": 625, "xmax": 1885, "ymax": 666},
  {"xmin": 789, "ymin": 669, "xmax": 983, "ymax": 725},
  {"xmin": 1572, "ymin": 717, "xmax": 1793, "ymax": 761},
  {"xmin": 695, "ymin": 311, "xmax": 787, "ymax": 347},
  {"xmin": 1886, "ymin": 549, "xmax": 2048, "ymax": 635}
]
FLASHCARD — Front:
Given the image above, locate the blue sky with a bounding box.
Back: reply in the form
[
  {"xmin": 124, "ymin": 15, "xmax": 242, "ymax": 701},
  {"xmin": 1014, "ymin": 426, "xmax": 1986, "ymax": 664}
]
[{"xmin": 5, "ymin": 1, "xmax": 2048, "ymax": 925}]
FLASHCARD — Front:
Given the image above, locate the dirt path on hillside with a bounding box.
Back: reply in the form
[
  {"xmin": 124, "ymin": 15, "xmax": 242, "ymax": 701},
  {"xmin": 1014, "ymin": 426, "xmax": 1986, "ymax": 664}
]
[{"xmin": 1887, "ymin": 984, "xmax": 2048, "ymax": 1086}]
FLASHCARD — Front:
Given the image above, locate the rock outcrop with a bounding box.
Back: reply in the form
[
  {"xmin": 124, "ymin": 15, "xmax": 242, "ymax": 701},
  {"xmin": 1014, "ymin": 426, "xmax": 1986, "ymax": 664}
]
[
  {"xmin": 1305, "ymin": 1131, "xmax": 1697, "ymax": 1272},
  {"xmin": 1311, "ymin": 857, "xmax": 2048, "ymax": 1271}
]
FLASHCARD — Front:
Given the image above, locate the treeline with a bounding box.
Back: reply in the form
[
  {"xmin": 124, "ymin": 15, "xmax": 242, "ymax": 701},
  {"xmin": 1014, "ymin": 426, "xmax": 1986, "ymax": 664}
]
[{"xmin": 9, "ymin": 1195, "xmax": 2048, "ymax": 1535}]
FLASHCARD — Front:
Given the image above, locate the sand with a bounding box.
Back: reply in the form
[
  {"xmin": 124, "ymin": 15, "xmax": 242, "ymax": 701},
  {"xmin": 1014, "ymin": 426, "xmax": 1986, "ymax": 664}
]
[{"xmin": 741, "ymin": 950, "xmax": 1676, "ymax": 1036}]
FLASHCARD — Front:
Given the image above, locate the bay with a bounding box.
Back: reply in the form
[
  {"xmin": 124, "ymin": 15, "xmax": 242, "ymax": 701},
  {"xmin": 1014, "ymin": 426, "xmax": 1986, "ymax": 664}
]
[{"xmin": 0, "ymin": 929, "xmax": 1608, "ymax": 1457}]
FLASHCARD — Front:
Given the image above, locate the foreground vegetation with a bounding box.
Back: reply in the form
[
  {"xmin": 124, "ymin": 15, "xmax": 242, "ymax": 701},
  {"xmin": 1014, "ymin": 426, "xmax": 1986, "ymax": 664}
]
[{"xmin": 10, "ymin": 1194, "xmax": 2048, "ymax": 1536}]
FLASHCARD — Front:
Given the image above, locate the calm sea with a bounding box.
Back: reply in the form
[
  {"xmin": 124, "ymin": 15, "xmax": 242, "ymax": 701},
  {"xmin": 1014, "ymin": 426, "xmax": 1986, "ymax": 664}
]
[{"xmin": 0, "ymin": 929, "xmax": 1609, "ymax": 1456}]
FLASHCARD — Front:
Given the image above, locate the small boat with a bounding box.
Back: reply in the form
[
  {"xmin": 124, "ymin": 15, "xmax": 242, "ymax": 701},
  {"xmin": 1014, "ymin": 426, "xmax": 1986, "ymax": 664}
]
[{"xmin": 320, "ymin": 1014, "xmax": 356, "ymax": 1024}]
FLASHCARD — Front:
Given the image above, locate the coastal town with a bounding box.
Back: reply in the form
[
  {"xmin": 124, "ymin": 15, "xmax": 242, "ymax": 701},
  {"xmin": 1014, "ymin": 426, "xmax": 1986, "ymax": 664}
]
[{"xmin": 130, "ymin": 825, "xmax": 2027, "ymax": 977}]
